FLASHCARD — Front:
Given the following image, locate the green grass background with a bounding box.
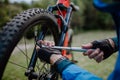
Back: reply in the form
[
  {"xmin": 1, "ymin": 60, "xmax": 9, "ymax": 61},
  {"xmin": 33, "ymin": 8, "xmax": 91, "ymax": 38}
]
[{"xmin": 2, "ymin": 30, "xmax": 117, "ymax": 80}]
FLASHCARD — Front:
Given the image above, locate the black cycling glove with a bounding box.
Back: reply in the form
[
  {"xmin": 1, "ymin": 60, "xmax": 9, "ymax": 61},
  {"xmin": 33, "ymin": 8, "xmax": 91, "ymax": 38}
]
[
  {"xmin": 37, "ymin": 47, "xmax": 61, "ymax": 63},
  {"xmin": 91, "ymin": 39, "xmax": 118, "ymax": 59},
  {"xmin": 37, "ymin": 47, "xmax": 73, "ymax": 73}
]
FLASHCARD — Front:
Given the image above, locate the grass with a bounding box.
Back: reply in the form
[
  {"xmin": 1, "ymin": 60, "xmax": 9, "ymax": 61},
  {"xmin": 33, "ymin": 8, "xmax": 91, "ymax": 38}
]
[{"xmin": 2, "ymin": 30, "xmax": 117, "ymax": 80}]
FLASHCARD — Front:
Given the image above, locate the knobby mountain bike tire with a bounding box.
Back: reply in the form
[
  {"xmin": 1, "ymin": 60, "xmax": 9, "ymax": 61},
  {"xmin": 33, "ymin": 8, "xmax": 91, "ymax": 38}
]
[{"xmin": 0, "ymin": 8, "xmax": 60, "ymax": 80}]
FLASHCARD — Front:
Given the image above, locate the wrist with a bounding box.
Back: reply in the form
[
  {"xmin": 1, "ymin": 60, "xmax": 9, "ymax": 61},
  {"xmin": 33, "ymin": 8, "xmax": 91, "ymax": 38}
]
[
  {"xmin": 53, "ymin": 56, "xmax": 73, "ymax": 74},
  {"xmin": 50, "ymin": 54, "xmax": 63, "ymax": 65},
  {"xmin": 111, "ymin": 37, "xmax": 118, "ymax": 51},
  {"xmin": 108, "ymin": 39, "xmax": 115, "ymax": 49}
]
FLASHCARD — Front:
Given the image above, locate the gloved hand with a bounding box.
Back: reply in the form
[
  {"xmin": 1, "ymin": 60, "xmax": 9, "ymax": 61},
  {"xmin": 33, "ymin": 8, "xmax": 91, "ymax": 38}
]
[
  {"xmin": 91, "ymin": 39, "xmax": 118, "ymax": 59},
  {"xmin": 82, "ymin": 39, "xmax": 118, "ymax": 63},
  {"xmin": 37, "ymin": 47, "xmax": 73, "ymax": 73},
  {"xmin": 37, "ymin": 47, "xmax": 61, "ymax": 63}
]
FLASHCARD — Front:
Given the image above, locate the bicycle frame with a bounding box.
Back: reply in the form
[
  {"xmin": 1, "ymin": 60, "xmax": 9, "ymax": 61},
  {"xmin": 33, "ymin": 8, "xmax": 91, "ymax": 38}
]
[
  {"xmin": 25, "ymin": 0, "xmax": 75, "ymax": 79},
  {"xmin": 49, "ymin": 0, "xmax": 73, "ymax": 57},
  {"xmin": 49, "ymin": 0, "xmax": 74, "ymax": 58},
  {"xmin": 57, "ymin": 0, "xmax": 72, "ymax": 57}
]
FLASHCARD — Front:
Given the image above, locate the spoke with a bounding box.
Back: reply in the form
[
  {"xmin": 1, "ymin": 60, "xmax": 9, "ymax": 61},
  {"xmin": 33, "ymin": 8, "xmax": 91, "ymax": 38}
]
[
  {"xmin": 23, "ymin": 37, "xmax": 29, "ymax": 66},
  {"xmin": 39, "ymin": 63, "xmax": 49, "ymax": 72},
  {"xmin": 39, "ymin": 63, "xmax": 46, "ymax": 72},
  {"xmin": 39, "ymin": 63, "xmax": 45, "ymax": 73},
  {"xmin": 38, "ymin": 63, "xmax": 50, "ymax": 80},
  {"xmin": 16, "ymin": 46, "xmax": 30, "ymax": 60},
  {"xmin": 9, "ymin": 61, "xmax": 27, "ymax": 69}
]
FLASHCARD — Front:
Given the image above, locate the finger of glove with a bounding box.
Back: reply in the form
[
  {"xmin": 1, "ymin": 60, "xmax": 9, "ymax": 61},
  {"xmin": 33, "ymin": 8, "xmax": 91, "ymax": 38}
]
[
  {"xmin": 83, "ymin": 49, "xmax": 94, "ymax": 56},
  {"xmin": 89, "ymin": 48, "xmax": 100, "ymax": 59},
  {"xmin": 94, "ymin": 51, "xmax": 104, "ymax": 63}
]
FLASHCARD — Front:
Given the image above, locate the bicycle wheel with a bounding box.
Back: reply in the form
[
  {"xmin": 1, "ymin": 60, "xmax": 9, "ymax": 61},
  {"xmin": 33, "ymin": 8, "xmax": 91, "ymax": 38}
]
[{"xmin": 0, "ymin": 8, "xmax": 59, "ymax": 80}]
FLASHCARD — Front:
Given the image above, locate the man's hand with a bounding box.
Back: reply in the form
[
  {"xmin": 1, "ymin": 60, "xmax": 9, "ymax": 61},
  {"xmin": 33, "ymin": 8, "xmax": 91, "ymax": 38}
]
[
  {"xmin": 36, "ymin": 40, "xmax": 63, "ymax": 64},
  {"xmin": 36, "ymin": 40, "xmax": 73, "ymax": 73},
  {"xmin": 82, "ymin": 39, "xmax": 116, "ymax": 63},
  {"xmin": 37, "ymin": 47, "xmax": 62, "ymax": 64},
  {"xmin": 82, "ymin": 43, "xmax": 104, "ymax": 63}
]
